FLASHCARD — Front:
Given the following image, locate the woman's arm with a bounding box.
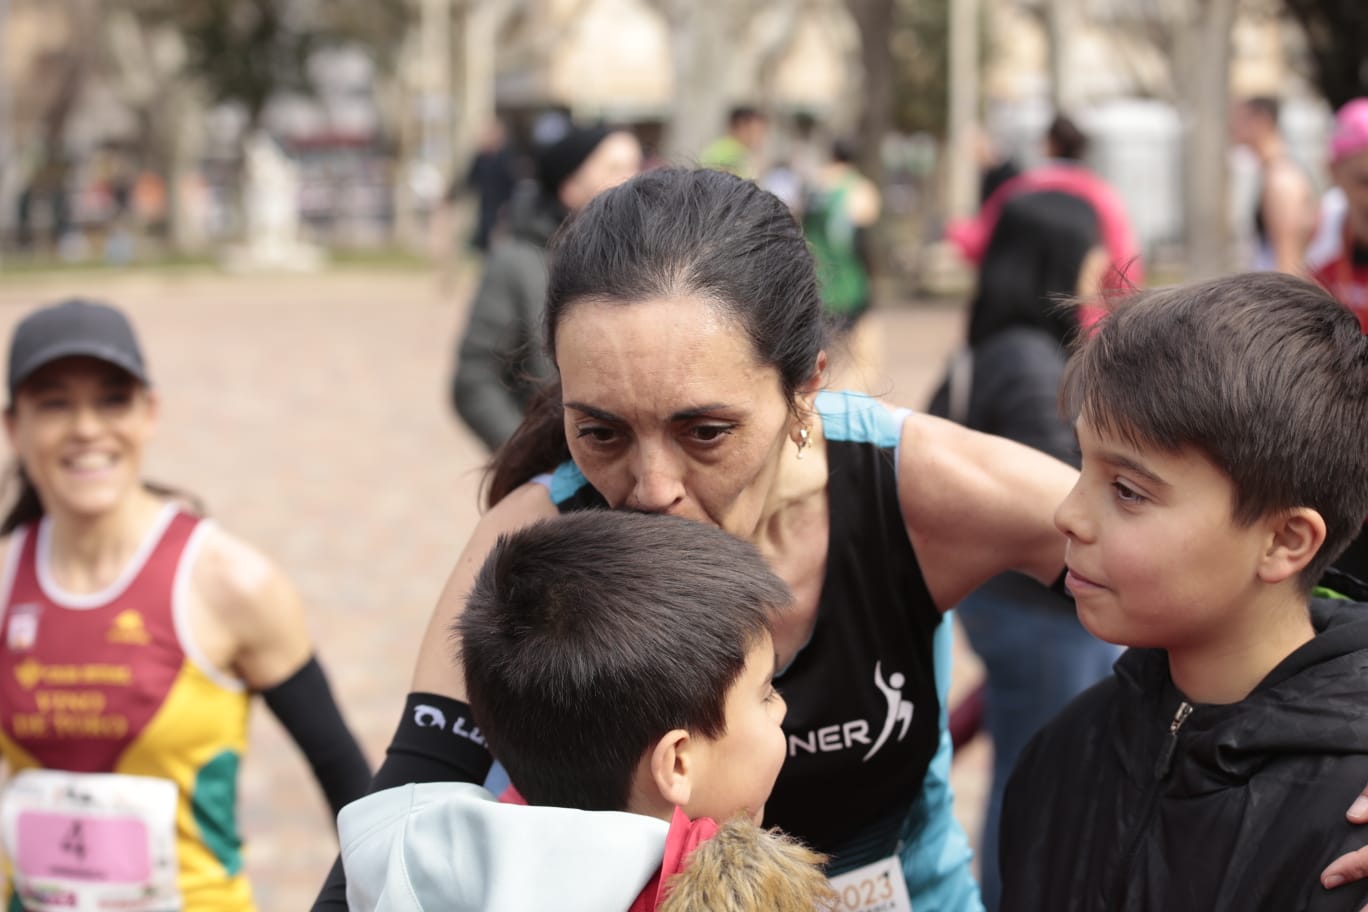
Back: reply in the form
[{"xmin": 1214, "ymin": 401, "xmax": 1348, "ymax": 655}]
[
  {"xmin": 411, "ymin": 482, "xmax": 559, "ymax": 695},
  {"xmin": 897, "ymin": 411, "xmax": 1077, "ymax": 611},
  {"xmin": 309, "ymin": 482, "xmax": 560, "ymax": 911},
  {"xmin": 198, "ymin": 529, "xmax": 370, "ymax": 818},
  {"xmin": 1263, "ymin": 163, "xmax": 1315, "ymax": 277}
]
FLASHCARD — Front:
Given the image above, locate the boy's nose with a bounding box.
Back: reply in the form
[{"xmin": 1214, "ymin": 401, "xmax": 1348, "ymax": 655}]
[{"xmin": 1053, "ymin": 481, "xmax": 1092, "ymax": 543}]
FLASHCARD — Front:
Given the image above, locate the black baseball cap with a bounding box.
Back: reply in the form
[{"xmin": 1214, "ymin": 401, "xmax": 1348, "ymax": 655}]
[{"xmin": 7, "ymin": 299, "xmax": 149, "ymax": 400}]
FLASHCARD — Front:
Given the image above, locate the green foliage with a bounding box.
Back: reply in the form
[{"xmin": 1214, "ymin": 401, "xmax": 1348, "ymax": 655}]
[
  {"xmin": 1282, "ymin": 0, "xmax": 1368, "ymax": 109},
  {"xmin": 118, "ymin": 0, "xmax": 414, "ymax": 129},
  {"xmin": 891, "ymin": 0, "xmax": 949, "ymax": 136}
]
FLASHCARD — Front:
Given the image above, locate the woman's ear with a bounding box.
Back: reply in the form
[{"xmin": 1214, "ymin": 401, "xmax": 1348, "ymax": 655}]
[
  {"xmin": 648, "ymin": 729, "xmax": 695, "ymax": 809},
  {"xmin": 1257, "ymin": 507, "xmax": 1327, "ymax": 585},
  {"xmin": 142, "ymin": 388, "xmax": 161, "ymax": 439},
  {"xmin": 794, "ymin": 351, "xmax": 828, "ymax": 418}
]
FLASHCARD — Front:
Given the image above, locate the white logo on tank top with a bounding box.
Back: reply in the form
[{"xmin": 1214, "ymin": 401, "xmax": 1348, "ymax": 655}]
[
  {"xmin": 786, "ymin": 661, "xmax": 915, "ymax": 762},
  {"xmin": 6, "ymin": 603, "xmax": 41, "ymax": 653}
]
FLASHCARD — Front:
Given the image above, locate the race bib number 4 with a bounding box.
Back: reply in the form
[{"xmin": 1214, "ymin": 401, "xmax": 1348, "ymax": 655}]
[
  {"xmin": 2, "ymin": 769, "xmax": 181, "ymax": 912},
  {"xmin": 829, "ymin": 855, "xmax": 914, "ymax": 912}
]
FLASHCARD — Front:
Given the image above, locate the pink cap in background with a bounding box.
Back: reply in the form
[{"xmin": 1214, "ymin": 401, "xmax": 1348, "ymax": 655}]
[{"xmin": 1330, "ymin": 98, "xmax": 1368, "ymax": 163}]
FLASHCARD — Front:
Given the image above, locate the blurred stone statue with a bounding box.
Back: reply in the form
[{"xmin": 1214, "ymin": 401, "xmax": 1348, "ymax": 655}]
[{"xmin": 223, "ymin": 132, "xmax": 324, "ymax": 272}]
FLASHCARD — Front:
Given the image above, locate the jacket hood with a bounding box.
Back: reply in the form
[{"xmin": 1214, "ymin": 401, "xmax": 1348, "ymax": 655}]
[
  {"xmin": 1113, "ymin": 598, "xmax": 1368, "ymax": 790},
  {"xmin": 339, "ymin": 783, "xmax": 669, "ymax": 912},
  {"xmin": 504, "ymin": 180, "xmax": 566, "ymax": 246}
]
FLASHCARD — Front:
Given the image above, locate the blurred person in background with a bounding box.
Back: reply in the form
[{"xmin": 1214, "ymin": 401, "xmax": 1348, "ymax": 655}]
[
  {"xmin": 451, "ymin": 125, "xmax": 642, "ymax": 452},
  {"xmin": 928, "ymin": 190, "xmax": 1120, "ymax": 912},
  {"xmin": 1231, "ymin": 95, "xmax": 1316, "ymax": 275},
  {"xmin": 0, "ymin": 299, "xmax": 370, "ymax": 912},
  {"xmin": 1307, "ymin": 97, "xmax": 1368, "ymax": 584},
  {"xmin": 1308, "ymin": 98, "xmax": 1368, "ymax": 332},
  {"xmin": 700, "ymin": 106, "xmax": 769, "ymax": 180},
  {"xmin": 456, "ymin": 119, "xmax": 521, "ymax": 254},
  {"xmin": 803, "ymin": 138, "xmax": 882, "ymax": 389},
  {"xmin": 948, "ymin": 114, "xmax": 1143, "ymax": 329}
]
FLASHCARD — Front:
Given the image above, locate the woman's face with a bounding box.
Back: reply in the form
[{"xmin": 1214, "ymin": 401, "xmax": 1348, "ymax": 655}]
[
  {"xmin": 5, "ymin": 357, "xmax": 157, "ymax": 520},
  {"xmin": 556, "ymin": 295, "xmax": 807, "ymax": 541}
]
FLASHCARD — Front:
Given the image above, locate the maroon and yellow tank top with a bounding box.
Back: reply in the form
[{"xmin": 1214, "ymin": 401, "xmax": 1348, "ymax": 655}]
[{"xmin": 0, "ymin": 506, "xmax": 253, "ymax": 912}]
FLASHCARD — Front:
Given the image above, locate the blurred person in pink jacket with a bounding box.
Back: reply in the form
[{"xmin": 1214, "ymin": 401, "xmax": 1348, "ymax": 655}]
[{"xmin": 948, "ymin": 115, "xmax": 1143, "ymax": 330}]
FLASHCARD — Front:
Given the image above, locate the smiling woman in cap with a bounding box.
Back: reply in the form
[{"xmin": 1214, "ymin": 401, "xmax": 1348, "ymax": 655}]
[{"xmin": 0, "ymin": 299, "xmax": 370, "ymax": 912}]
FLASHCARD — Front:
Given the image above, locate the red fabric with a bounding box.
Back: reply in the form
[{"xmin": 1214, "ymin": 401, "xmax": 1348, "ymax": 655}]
[
  {"xmin": 947, "ymin": 163, "xmax": 1145, "ymax": 309},
  {"xmin": 498, "ymin": 784, "xmax": 527, "ymax": 805},
  {"xmin": 1312, "ymin": 255, "xmax": 1368, "ymax": 334},
  {"xmin": 0, "ymin": 511, "xmax": 200, "ymax": 772},
  {"xmin": 629, "ymin": 807, "xmax": 720, "ymax": 912}
]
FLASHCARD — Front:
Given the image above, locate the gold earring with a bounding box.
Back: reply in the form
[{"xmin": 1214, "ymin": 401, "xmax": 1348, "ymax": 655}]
[{"xmin": 795, "ymin": 426, "xmax": 810, "ymax": 460}]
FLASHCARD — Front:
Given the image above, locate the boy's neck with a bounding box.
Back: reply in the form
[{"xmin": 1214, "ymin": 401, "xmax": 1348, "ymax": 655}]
[{"xmin": 1167, "ymin": 590, "xmax": 1315, "ymax": 705}]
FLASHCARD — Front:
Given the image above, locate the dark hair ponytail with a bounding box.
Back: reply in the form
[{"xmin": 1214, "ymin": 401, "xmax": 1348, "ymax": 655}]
[
  {"xmin": 1, "ymin": 466, "xmax": 44, "ymax": 535},
  {"xmin": 484, "ymin": 168, "xmax": 828, "ymax": 508},
  {"xmin": 486, "ymin": 381, "xmax": 570, "ymax": 508},
  {"xmin": 0, "ymin": 462, "xmax": 206, "ymax": 535}
]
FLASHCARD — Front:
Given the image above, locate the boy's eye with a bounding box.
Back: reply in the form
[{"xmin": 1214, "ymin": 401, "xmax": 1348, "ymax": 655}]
[{"xmin": 1112, "ymin": 480, "xmax": 1145, "ymax": 504}]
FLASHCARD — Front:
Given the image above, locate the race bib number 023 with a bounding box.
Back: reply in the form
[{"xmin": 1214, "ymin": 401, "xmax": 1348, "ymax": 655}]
[
  {"xmin": 1, "ymin": 769, "xmax": 181, "ymax": 912},
  {"xmin": 828, "ymin": 855, "xmax": 913, "ymax": 912}
]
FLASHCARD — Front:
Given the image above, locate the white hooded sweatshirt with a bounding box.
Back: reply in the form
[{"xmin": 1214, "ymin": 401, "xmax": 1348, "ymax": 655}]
[{"xmin": 338, "ymin": 782, "xmax": 669, "ymax": 912}]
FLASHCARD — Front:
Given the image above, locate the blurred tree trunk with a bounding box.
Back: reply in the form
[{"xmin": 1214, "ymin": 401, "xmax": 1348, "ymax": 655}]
[
  {"xmin": 653, "ymin": 0, "xmax": 745, "ymax": 161},
  {"xmin": 845, "ymin": 0, "xmax": 894, "ymax": 190},
  {"xmin": 1177, "ymin": 0, "xmax": 1238, "ymax": 278},
  {"xmin": 1044, "ymin": 0, "xmax": 1082, "ymax": 112}
]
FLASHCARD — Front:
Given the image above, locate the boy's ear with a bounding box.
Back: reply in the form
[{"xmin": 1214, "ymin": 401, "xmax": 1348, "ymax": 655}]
[
  {"xmin": 1258, "ymin": 507, "xmax": 1327, "ymax": 584},
  {"xmin": 648, "ymin": 729, "xmax": 695, "ymax": 809}
]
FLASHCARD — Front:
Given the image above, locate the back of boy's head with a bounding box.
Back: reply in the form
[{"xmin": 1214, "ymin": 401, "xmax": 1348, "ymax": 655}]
[
  {"xmin": 458, "ymin": 511, "xmax": 791, "ymax": 812},
  {"xmin": 1061, "ymin": 272, "xmax": 1368, "ymax": 587}
]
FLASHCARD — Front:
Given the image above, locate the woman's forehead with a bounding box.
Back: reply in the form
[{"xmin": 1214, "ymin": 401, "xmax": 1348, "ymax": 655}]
[{"xmin": 557, "ymin": 300, "xmax": 781, "ymax": 414}]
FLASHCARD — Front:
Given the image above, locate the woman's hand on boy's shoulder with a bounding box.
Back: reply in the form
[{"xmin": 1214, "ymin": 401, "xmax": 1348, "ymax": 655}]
[{"xmin": 1320, "ymin": 784, "xmax": 1368, "ymax": 908}]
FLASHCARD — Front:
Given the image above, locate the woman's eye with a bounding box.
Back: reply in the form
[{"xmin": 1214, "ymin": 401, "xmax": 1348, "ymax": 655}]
[
  {"xmin": 1112, "ymin": 481, "xmax": 1145, "ymax": 504},
  {"xmin": 575, "ymin": 426, "xmax": 618, "ymax": 444},
  {"xmin": 689, "ymin": 424, "xmax": 735, "ymax": 443},
  {"xmin": 35, "ymin": 398, "xmax": 70, "ymax": 412}
]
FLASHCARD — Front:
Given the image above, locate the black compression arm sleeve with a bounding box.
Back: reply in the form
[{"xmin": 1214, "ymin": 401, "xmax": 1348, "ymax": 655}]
[
  {"xmin": 261, "ymin": 656, "xmax": 372, "ymax": 821},
  {"xmin": 309, "ymin": 692, "xmax": 495, "ymax": 912}
]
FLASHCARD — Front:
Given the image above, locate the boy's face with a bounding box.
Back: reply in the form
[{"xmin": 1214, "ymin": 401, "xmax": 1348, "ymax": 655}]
[
  {"xmin": 1054, "ymin": 415, "xmax": 1272, "ymax": 649},
  {"xmin": 685, "ymin": 631, "xmax": 787, "ymax": 825}
]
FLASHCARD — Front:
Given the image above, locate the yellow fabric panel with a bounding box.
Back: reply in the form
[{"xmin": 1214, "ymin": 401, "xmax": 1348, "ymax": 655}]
[{"xmin": 117, "ymin": 661, "xmax": 254, "ymax": 912}]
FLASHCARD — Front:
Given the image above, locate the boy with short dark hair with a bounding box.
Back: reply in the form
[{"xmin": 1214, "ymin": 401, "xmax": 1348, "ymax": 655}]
[
  {"xmin": 337, "ymin": 510, "xmax": 835, "ymax": 912},
  {"xmin": 999, "ymin": 272, "xmax": 1368, "ymax": 911}
]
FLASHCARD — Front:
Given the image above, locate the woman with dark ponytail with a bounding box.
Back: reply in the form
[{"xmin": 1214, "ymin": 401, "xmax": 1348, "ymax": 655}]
[
  {"xmin": 0, "ymin": 299, "xmax": 370, "ymax": 912},
  {"xmin": 316, "ymin": 168, "xmax": 1082, "ymax": 911}
]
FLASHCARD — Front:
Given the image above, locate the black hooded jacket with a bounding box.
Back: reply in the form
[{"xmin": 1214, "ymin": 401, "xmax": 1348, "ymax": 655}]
[{"xmin": 1000, "ymin": 598, "xmax": 1368, "ymax": 911}]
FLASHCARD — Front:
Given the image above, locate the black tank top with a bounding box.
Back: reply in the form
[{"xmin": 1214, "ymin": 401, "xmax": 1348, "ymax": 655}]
[{"xmin": 541, "ymin": 391, "xmax": 945, "ymax": 860}]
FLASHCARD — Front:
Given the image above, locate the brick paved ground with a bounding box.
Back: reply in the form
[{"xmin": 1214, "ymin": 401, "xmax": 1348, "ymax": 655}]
[{"xmin": 0, "ymin": 269, "xmax": 990, "ymax": 909}]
